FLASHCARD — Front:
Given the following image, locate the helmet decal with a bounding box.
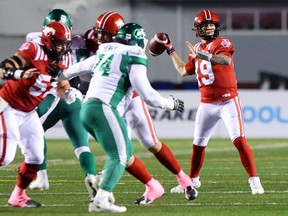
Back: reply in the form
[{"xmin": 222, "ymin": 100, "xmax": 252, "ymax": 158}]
[
  {"xmin": 134, "ymin": 28, "xmax": 146, "ymax": 40},
  {"xmin": 203, "ymin": 10, "xmax": 212, "ymax": 21},
  {"xmin": 42, "ymin": 26, "xmax": 56, "ymax": 37},
  {"xmin": 115, "ymin": 18, "xmax": 125, "ymax": 29}
]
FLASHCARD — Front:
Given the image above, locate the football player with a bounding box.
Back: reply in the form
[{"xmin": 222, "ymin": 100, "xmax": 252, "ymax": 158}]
[
  {"xmin": 93, "ymin": 11, "xmax": 198, "ymax": 205},
  {"xmin": 0, "ymin": 21, "xmax": 72, "ymax": 207},
  {"xmin": 56, "ymin": 22, "xmax": 195, "ymax": 213},
  {"xmin": 27, "ymin": 9, "xmax": 99, "ymax": 205},
  {"xmin": 159, "ymin": 9, "xmax": 264, "ymax": 195}
]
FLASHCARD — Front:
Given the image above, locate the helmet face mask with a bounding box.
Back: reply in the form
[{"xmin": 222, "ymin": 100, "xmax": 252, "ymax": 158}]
[
  {"xmin": 43, "ymin": 9, "xmax": 73, "ymax": 29},
  {"xmin": 93, "ymin": 28, "xmax": 114, "ymax": 44},
  {"xmin": 194, "ymin": 10, "xmax": 220, "ymax": 40},
  {"xmin": 42, "ymin": 22, "xmax": 72, "ymax": 61},
  {"xmin": 114, "ymin": 23, "xmax": 147, "ymax": 49}
]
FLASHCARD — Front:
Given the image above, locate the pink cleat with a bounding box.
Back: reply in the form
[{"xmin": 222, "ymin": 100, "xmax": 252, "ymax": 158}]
[
  {"xmin": 135, "ymin": 178, "xmax": 165, "ymax": 205},
  {"xmin": 8, "ymin": 186, "xmax": 41, "ymax": 208},
  {"xmin": 176, "ymin": 170, "xmax": 198, "ymax": 201}
]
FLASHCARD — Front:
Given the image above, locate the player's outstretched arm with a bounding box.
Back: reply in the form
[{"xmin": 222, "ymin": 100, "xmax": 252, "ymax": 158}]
[
  {"xmin": 0, "ymin": 52, "xmax": 38, "ymax": 80},
  {"xmin": 129, "ymin": 64, "xmax": 184, "ymax": 112},
  {"xmin": 57, "ymin": 55, "xmax": 96, "ymax": 80}
]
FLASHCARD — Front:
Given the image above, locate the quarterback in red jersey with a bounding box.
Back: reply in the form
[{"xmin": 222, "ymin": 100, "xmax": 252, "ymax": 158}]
[
  {"xmin": 0, "ymin": 21, "xmax": 72, "ymax": 207},
  {"xmin": 159, "ymin": 9, "xmax": 264, "ymax": 195}
]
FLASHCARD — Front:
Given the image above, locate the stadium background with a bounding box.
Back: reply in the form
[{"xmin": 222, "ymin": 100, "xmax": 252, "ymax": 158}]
[{"xmin": 1, "ymin": 0, "xmax": 288, "ymax": 139}]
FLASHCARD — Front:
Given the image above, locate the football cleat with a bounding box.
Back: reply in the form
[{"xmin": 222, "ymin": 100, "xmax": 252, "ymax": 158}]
[
  {"xmin": 135, "ymin": 179, "xmax": 165, "ymax": 205},
  {"xmin": 8, "ymin": 199, "xmax": 42, "ymax": 208},
  {"xmin": 171, "ymin": 177, "xmax": 201, "ymax": 194},
  {"xmin": 248, "ymin": 176, "xmax": 264, "ymax": 195},
  {"xmin": 192, "ymin": 177, "xmax": 201, "ymax": 189},
  {"xmin": 29, "ymin": 170, "xmax": 49, "ymax": 190},
  {"xmin": 8, "ymin": 193, "xmax": 41, "ymax": 208},
  {"xmin": 85, "ymin": 174, "xmax": 98, "ymax": 203},
  {"xmin": 170, "ymin": 184, "xmax": 184, "ymax": 194},
  {"xmin": 89, "ymin": 171, "xmax": 115, "ymax": 203},
  {"xmin": 184, "ymin": 186, "xmax": 198, "ymax": 201},
  {"xmin": 89, "ymin": 197, "xmax": 126, "ymax": 213},
  {"xmin": 135, "ymin": 196, "xmax": 152, "ymax": 205}
]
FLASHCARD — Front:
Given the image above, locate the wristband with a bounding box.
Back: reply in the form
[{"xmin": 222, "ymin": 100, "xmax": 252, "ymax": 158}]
[
  {"xmin": 167, "ymin": 47, "xmax": 176, "ymax": 55},
  {"xmin": 196, "ymin": 50, "xmax": 212, "ymax": 62},
  {"xmin": 14, "ymin": 69, "xmax": 24, "ymax": 79},
  {"xmin": 164, "ymin": 96, "xmax": 175, "ymax": 110}
]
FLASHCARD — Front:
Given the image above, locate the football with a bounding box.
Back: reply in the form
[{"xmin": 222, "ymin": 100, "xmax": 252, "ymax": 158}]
[{"xmin": 148, "ymin": 32, "xmax": 168, "ymax": 56}]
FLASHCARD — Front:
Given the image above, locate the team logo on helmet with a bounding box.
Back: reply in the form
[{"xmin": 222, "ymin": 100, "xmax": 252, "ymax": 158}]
[
  {"xmin": 42, "ymin": 26, "xmax": 56, "ymax": 37},
  {"xmin": 134, "ymin": 28, "xmax": 146, "ymax": 40},
  {"xmin": 115, "ymin": 19, "xmax": 125, "ymax": 29}
]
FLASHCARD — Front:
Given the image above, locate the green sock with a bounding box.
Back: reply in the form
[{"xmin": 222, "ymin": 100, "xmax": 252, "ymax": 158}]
[{"xmin": 79, "ymin": 151, "xmax": 96, "ymax": 176}]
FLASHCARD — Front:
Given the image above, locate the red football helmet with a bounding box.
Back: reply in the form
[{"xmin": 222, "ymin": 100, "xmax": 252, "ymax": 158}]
[
  {"xmin": 194, "ymin": 10, "xmax": 220, "ymax": 40},
  {"xmin": 41, "ymin": 21, "xmax": 72, "ymax": 60},
  {"xmin": 84, "ymin": 28, "xmax": 98, "ymax": 54},
  {"xmin": 93, "ymin": 11, "xmax": 125, "ymax": 43}
]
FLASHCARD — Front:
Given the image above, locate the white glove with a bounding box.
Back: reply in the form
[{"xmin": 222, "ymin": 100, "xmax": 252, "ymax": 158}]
[
  {"xmin": 64, "ymin": 88, "xmax": 77, "ymax": 104},
  {"xmin": 165, "ymin": 95, "xmax": 184, "ymax": 112}
]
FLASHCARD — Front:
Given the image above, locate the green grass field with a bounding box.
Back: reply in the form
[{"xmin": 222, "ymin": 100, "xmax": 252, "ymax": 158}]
[{"xmin": 1, "ymin": 138, "xmax": 288, "ymax": 216}]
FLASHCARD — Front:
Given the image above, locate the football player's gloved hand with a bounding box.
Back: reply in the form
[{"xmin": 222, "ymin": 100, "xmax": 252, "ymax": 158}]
[
  {"xmin": 45, "ymin": 63, "xmax": 63, "ymax": 78},
  {"xmin": 160, "ymin": 33, "xmax": 175, "ymax": 55},
  {"xmin": 166, "ymin": 95, "xmax": 184, "ymax": 112},
  {"xmin": 64, "ymin": 88, "xmax": 77, "ymax": 104}
]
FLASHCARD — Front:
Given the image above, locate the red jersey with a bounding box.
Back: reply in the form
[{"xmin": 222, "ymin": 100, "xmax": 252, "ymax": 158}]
[
  {"xmin": 185, "ymin": 37, "xmax": 238, "ymax": 103},
  {"xmin": 0, "ymin": 41, "xmax": 73, "ymax": 112}
]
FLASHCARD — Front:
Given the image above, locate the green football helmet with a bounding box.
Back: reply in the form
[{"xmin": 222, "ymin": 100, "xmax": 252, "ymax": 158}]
[
  {"xmin": 115, "ymin": 23, "xmax": 147, "ymax": 49},
  {"xmin": 43, "ymin": 9, "xmax": 73, "ymax": 28}
]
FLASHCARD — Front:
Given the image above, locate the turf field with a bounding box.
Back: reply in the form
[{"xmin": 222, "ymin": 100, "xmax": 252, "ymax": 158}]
[{"xmin": 0, "ymin": 138, "xmax": 288, "ymax": 216}]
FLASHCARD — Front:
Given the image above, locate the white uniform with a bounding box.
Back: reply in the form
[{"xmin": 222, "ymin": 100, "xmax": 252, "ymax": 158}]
[{"xmin": 60, "ymin": 42, "xmax": 174, "ymax": 116}]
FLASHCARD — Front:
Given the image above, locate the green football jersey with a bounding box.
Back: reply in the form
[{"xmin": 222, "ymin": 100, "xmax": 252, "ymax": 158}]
[{"xmin": 84, "ymin": 42, "xmax": 148, "ymax": 115}]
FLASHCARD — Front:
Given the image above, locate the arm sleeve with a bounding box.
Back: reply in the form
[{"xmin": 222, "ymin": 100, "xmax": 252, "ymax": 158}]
[
  {"xmin": 129, "ymin": 64, "xmax": 170, "ymax": 109},
  {"xmin": 58, "ymin": 55, "xmax": 96, "ymax": 80}
]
